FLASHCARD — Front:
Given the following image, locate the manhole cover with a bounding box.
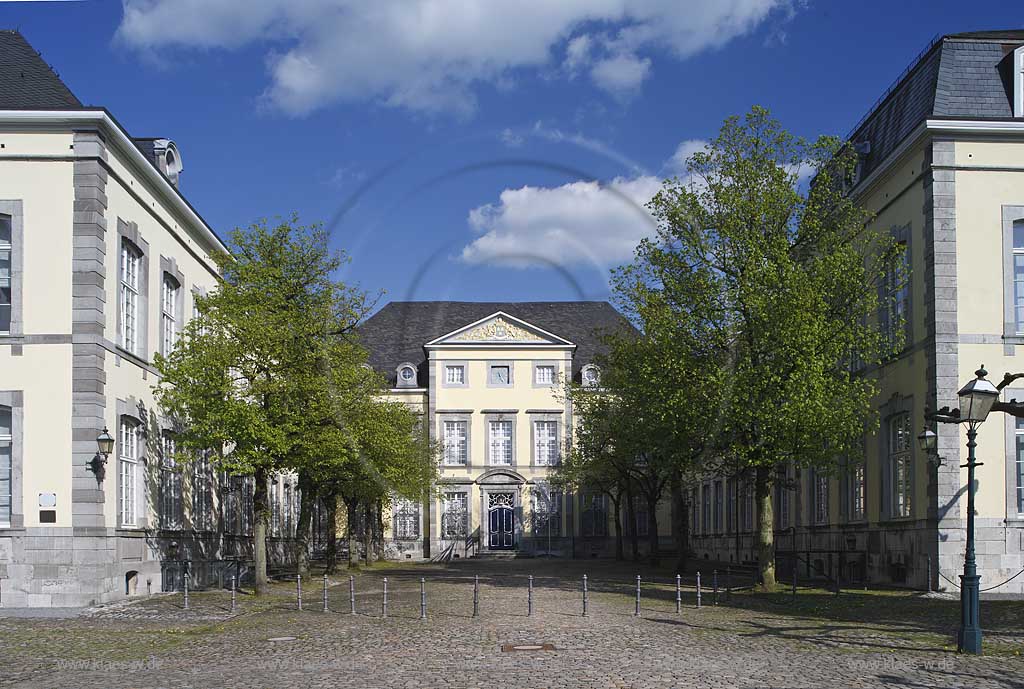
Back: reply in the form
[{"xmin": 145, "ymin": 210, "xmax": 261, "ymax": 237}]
[
  {"xmin": 267, "ymin": 636, "xmax": 297, "ymax": 642},
  {"xmin": 501, "ymin": 643, "xmax": 555, "ymax": 652}
]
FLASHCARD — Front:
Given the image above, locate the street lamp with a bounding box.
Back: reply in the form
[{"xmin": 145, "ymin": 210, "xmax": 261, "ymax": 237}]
[
  {"xmin": 923, "ymin": 365, "xmax": 998, "ymax": 654},
  {"xmin": 88, "ymin": 426, "xmax": 115, "ymax": 476}
]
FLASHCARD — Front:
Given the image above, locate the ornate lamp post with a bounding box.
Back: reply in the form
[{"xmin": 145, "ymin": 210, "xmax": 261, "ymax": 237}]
[{"xmin": 920, "ymin": 365, "xmax": 999, "ymax": 654}]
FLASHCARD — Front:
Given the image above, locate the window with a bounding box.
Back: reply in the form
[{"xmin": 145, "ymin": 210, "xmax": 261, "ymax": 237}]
[
  {"xmin": 193, "ymin": 451, "xmax": 212, "ymax": 530},
  {"xmin": 393, "ymin": 497, "xmax": 420, "ymax": 539},
  {"xmin": 442, "ymin": 420, "xmax": 468, "ymax": 465},
  {"xmin": 532, "ymin": 486, "xmax": 561, "ymax": 536},
  {"xmin": 582, "ymin": 365, "xmax": 600, "ymax": 387},
  {"xmin": 161, "ymin": 275, "xmax": 179, "ymax": 356},
  {"xmin": 690, "ymin": 488, "xmax": 699, "ymax": 535},
  {"xmin": 0, "ymin": 215, "xmax": 11, "ymax": 333},
  {"xmin": 740, "ymin": 482, "xmax": 754, "ymax": 532},
  {"xmin": 271, "ymin": 481, "xmax": 280, "ymax": 536},
  {"xmin": 726, "ymin": 479, "xmax": 736, "ymax": 533},
  {"xmin": 774, "ymin": 470, "xmax": 790, "ymax": 529},
  {"xmin": 713, "ymin": 481, "xmax": 723, "ymax": 533},
  {"xmin": 535, "ymin": 365, "xmax": 555, "ymax": 385},
  {"xmin": 813, "ymin": 471, "xmax": 828, "ymax": 524},
  {"xmin": 633, "ymin": 496, "xmax": 649, "ymax": 537},
  {"xmin": 848, "ymin": 463, "xmax": 865, "ymax": 521},
  {"xmin": 119, "ymin": 419, "xmax": 140, "ymax": 526},
  {"xmin": 581, "ymin": 493, "xmax": 607, "ymax": 537},
  {"xmin": 1015, "ymin": 418, "xmax": 1024, "ymax": 514},
  {"xmin": 883, "ymin": 241, "xmax": 910, "ymax": 351},
  {"xmin": 159, "ymin": 433, "xmax": 182, "ymax": 530},
  {"xmin": 0, "ymin": 406, "xmax": 11, "ymax": 527},
  {"xmin": 445, "ymin": 365, "xmax": 465, "ymax": 385},
  {"xmin": 489, "ymin": 420, "xmax": 513, "ymax": 465},
  {"xmin": 441, "ymin": 492, "xmax": 468, "ymax": 538},
  {"xmin": 120, "ymin": 240, "xmax": 141, "ymax": 355},
  {"xmin": 890, "ymin": 412, "xmax": 913, "ymax": 518},
  {"xmin": 489, "ymin": 364, "xmax": 511, "ymax": 386},
  {"xmin": 701, "ymin": 484, "xmax": 711, "ymax": 535},
  {"xmin": 283, "ymin": 484, "xmax": 293, "ymax": 536},
  {"xmin": 1013, "ymin": 221, "xmax": 1024, "ymax": 334},
  {"xmin": 533, "ymin": 420, "xmax": 558, "ymax": 466}
]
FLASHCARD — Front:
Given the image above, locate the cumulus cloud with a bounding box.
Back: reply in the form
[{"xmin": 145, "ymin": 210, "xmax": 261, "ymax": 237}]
[{"xmin": 117, "ymin": 0, "xmax": 795, "ymax": 116}]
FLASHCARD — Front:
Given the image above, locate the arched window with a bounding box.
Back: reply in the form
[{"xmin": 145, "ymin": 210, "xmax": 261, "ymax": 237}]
[
  {"xmin": 581, "ymin": 364, "xmax": 600, "ymax": 387},
  {"xmin": 0, "ymin": 405, "xmax": 11, "ymax": 527},
  {"xmin": 119, "ymin": 417, "xmax": 141, "ymax": 527}
]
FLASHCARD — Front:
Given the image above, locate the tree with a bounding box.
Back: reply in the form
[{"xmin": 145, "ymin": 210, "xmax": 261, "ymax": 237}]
[
  {"xmin": 154, "ymin": 217, "xmax": 373, "ymax": 594},
  {"xmin": 618, "ymin": 107, "xmax": 892, "ymax": 589}
]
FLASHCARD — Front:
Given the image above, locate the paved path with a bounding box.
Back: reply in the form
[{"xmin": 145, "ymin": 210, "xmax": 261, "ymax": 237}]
[{"xmin": 1, "ymin": 559, "xmax": 1022, "ymax": 688}]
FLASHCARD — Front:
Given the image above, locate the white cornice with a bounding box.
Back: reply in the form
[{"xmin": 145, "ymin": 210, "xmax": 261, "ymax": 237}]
[
  {"xmin": 925, "ymin": 118, "xmax": 1024, "ymax": 134},
  {"xmin": 0, "ymin": 109, "xmax": 228, "ymax": 254}
]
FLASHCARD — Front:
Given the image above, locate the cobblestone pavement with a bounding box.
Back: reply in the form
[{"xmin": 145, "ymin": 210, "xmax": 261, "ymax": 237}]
[{"xmin": 1, "ymin": 559, "xmax": 1022, "ymax": 689}]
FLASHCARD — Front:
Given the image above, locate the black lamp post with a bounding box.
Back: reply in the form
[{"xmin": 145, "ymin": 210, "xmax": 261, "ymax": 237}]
[{"xmin": 920, "ymin": 365, "xmax": 998, "ymax": 654}]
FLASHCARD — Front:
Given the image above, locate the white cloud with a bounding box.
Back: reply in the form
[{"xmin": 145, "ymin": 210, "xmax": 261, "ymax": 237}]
[
  {"xmin": 117, "ymin": 0, "xmax": 795, "ymax": 116},
  {"xmin": 666, "ymin": 138, "xmax": 708, "ymax": 175},
  {"xmin": 461, "ymin": 175, "xmax": 662, "ymax": 268}
]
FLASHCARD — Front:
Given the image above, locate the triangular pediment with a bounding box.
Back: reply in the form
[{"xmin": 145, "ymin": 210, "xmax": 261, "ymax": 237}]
[{"xmin": 426, "ymin": 312, "xmax": 573, "ymax": 347}]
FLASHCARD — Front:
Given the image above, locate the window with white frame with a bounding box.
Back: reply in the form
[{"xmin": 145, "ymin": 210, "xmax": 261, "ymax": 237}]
[
  {"xmin": 442, "ymin": 420, "xmax": 468, "ymax": 465},
  {"xmin": 849, "ymin": 463, "xmax": 865, "ymax": 521},
  {"xmin": 120, "ymin": 240, "xmax": 141, "ymax": 355},
  {"xmin": 0, "ymin": 215, "xmax": 11, "ymax": 333},
  {"xmin": 813, "ymin": 470, "xmax": 828, "ymax": 524},
  {"xmin": 161, "ymin": 275, "xmax": 179, "ymax": 356},
  {"xmin": 883, "ymin": 241, "xmax": 910, "ymax": 350},
  {"xmin": 393, "ymin": 497, "xmax": 420, "ymax": 539},
  {"xmin": 489, "ymin": 420, "xmax": 513, "ymax": 465},
  {"xmin": 535, "ymin": 365, "xmax": 555, "ymax": 385},
  {"xmin": 1015, "ymin": 418, "xmax": 1024, "ymax": 514},
  {"xmin": 533, "ymin": 420, "xmax": 558, "ymax": 465},
  {"xmin": 1013, "ymin": 221, "xmax": 1024, "ymax": 334},
  {"xmin": 0, "ymin": 406, "xmax": 11, "ymax": 527},
  {"xmin": 441, "ymin": 492, "xmax": 468, "ymax": 538},
  {"xmin": 119, "ymin": 418, "xmax": 140, "ymax": 526},
  {"xmin": 531, "ymin": 485, "xmax": 561, "ymax": 536},
  {"xmin": 890, "ymin": 412, "xmax": 913, "ymax": 518},
  {"xmin": 445, "ymin": 365, "xmax": 465, "ymax": 385},
  {"xmin": 159, "ymin": 433, "xmax": 182, "ymax": 529}
]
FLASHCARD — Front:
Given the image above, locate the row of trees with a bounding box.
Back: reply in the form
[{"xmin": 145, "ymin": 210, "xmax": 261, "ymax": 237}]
[
  {"xmin": 153, "ymin": 219, "xmax": 436, "ymax": 594},
  {"xmin": 557, "ymin": 107, "xmax": 899, "ymax": 588}
]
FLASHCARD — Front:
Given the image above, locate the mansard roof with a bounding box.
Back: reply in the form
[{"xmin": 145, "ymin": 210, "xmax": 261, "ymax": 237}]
[
  {"xmin": 0, "ymin": 30, "xmax": 81, "ymax": 109},
  {"xmin": 358, "ymin": 301, "xmax": 634, "ymax": 386}
]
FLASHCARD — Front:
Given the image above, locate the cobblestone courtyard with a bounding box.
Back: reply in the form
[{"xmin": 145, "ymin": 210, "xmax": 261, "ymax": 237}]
[{"xmin": 1, "ymin": 559, "xmax": 1023, "ymax": 689}]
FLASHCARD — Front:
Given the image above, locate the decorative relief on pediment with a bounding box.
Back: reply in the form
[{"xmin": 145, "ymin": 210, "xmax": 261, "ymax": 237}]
[{"xmin": 449, "ymin": 317, "xmax": 547, "ymax": 343}]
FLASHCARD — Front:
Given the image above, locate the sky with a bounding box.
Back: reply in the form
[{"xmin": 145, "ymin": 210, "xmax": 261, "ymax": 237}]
[{"xmin": 3, "ymin": 1, "xmax": 1022, "ymax": 308}]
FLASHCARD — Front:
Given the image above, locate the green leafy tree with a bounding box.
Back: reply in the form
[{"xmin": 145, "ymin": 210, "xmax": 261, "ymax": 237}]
[{"xmin": 617, "ymin": 107, "xmax": 892, "ymax": 589}]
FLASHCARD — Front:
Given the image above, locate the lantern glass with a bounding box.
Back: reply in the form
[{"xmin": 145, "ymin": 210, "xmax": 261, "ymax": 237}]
[
  {"xmin": 917, "ymin": 428, "xmax": 937, "ymax": 453},
  {"xmin": 96, "ymin": 427, "xmax": 115, "ymax": 457},
  {"xmin": 957, "ymin": 367, "xmax": 999, "ymax": 423}
]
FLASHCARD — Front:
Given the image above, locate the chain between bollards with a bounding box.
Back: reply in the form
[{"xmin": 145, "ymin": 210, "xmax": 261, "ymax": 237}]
[
  {"xmin": 230, "ymin": 575, "xmax": 236, "ymax": 613},
  {"xmin": 322, "ymin": 574, "xmax": 329, "ymax": 613},
  {"xmin": 582, "ymin": 574, "xmax": 588, "ymax": 617},
  {"xmin": 713, "ymin": 569, "xmax": 718, "ymax": 606},
  {"xmin": 420, "ymin": 578, "xmax": 427, "ymax": 620},
  {"xmin": 297, "ymin": 574, "xmax": 303, "ymax": 611},
  {"xmin": 349, "ymin": 575, "xmax": 356, "ymax": 615},
  {"xmin": 473, "ymin": 575, "xmax": 480, "ymax": 618},
  {"xmin": 696, "ymin": 571, "xmax": 702, "ymax": 609},
  {"xmin": 382, "ymin": 577, "xmax": 388, "ymax": 618},
  {"xmin": 634, "ymin": 575, "xmax": 641, "ymax": 616},
  {"xmin": 675, "ymin": 574, "xmax": 681, "ymax": 614},
  {"xmin": 183, "ymin": 572, "xmax": 189, "ymax": 610},
  {"xmin": 527, "ymin": 575, "xmax": 533, "ymax": 616}
]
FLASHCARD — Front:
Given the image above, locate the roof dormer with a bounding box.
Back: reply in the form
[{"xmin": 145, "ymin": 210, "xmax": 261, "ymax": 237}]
[{"xmin": 1015, "ymin": 44, "xmax": 1024, "ymax": 118}]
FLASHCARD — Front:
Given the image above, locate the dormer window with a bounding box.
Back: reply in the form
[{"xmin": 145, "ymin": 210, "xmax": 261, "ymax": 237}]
[
  {"xmin": 1015, "ymin": 45, "xmax": 1024, "ymax": 118},
  {"xmin": 582, "ymin": 364, "xmax": 600, "ymax": 387},
  {"xmin": 396, "ymin": 363, "xmax": 418, "ymax": 388}
]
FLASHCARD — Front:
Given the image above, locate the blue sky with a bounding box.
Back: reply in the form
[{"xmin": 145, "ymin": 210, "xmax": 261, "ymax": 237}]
[{"xmin": 4, "ymin": 1, "xmax": 1022, "ymax": 307}]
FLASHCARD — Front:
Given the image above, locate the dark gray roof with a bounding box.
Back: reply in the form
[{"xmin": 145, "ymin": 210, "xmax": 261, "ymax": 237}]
[
  {"xmin": 357, "ymin": 301, "xmax": 634, "ymax": 386},
  {"xmin": 851, "ymin": 30, "xmax": 1024, "ymax": 179},
  {"xmin": 0, "ymin": 30, "xmax": 81, "ymax": 109}
]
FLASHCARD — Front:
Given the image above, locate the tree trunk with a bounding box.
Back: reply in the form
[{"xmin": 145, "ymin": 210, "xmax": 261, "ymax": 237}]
[
  {"xmin": 324, "ymin": 493, "xmax": 339, "ymax": 574},
  {"xmin": 253, "ymin": 467, "xmax": 270, "ymax": 595},
  {"xmin": 755, "ymin": 465, "xmax": 776, "ymax": 591},
  {"xmin": 294, "ymin": 471, "xmax": 314, "ymax": 578},
  {"xmin": 345, "ymin": 497, "xmax": 360, "ymax": 569},
  {"xmin": 610, "ymin": 492, "xmax": 624, "ymax": 561},
  {"xmin": 671, "ymin": 473, "xmax": 689, "ymax": 573},
  {"xmin": 374, "ymin": 500, "xmax": 385, "ymax": 560},
  {"xmin": 363, "ymin": 503, "xmax": 375, "ymax": 566},
  {"xmin": 646, "ymin": 493, "xmax": 660, "ymax": 566},
  {"xmin": 625, "ymin": 489, "xmax": 639, "ymax": 561}
]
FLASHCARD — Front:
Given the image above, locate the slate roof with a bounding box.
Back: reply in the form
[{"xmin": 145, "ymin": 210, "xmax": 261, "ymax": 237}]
[
  {"xmin": 850, "ymin": 30, "xmax": 1024, "ymax": 179},
  {"xmin": 357, "ymin": 301, "xmax": 635, "ymax": 386},
  {"xmin": 0, "ymin": 30, "xmax": 81, "ymax": 109}
]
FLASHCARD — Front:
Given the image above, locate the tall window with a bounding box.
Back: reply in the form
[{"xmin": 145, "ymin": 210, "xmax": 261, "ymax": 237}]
[
  {"xmin": 883, "ymin": 241, "xmax": 910, "ymax": 350},
  {"xmin": 161, "ymin": 275, "xmax": 179, "ymax": 356},
  {"xmin": 442, "ymin": 420, "xmax": 467, "ymax": 465},
  {"xmin": 741, "ymin": 482, "xmax": 754, "ymax": 532},
  {"xmin": 441, "ymin": 492, "xmax": 468, "ymax": 538},
  {"xmin": 532, "ymin": 486, "xmax": 562, "ymax": 536},
  {"xmin": 1015, "ymin": 418, "xmax": 1024, "ymax": 514},
  {"xmin": 774, "ymin": 472, "xmax": 791, "ymax": 529},
  {"xmin": 1014, "ymin": 221, "xmax": 1024, "ymax": 333},
  {"xmin": 120, "ymin": 240, "xmax": 141, "ymax": 355},
  {"xmin": 534, "ymin": 420, "xmax": 558, "ymax": 466},
  {"xmin": 159, "ymin": 433, "xmax": 182, "ymax": 529},
  {"xmin": 890, "ymin": 412, "xmax": 913, "ymax": 518},
  {"xmin": 0, "ymin": 406, "xmax": 11, "ymax": 527},
  {"xmin": 633, "ymin": 495, "xmax": 649, "ymax": 537},
  {"xmin": 848, "ymin": 463, "xmax": 865, "ymax": 521},
  {"xmin": 119, "ymin": 419, "xmax": 139, "ymax": 526},
  {"xmin": 535, "ymin": 365, "xmax": 555, "ymax": 385},
  {"xmin": 489, "ymin": 420, "xmax": 512, "ymax": 465},
  {"xmin": 690, "ymin": 488, "xmax": 699, "ymax": 535},
  {"xmin": 445, "ymin": 365, "xmax": 464, "ymax": 385},
  {"xmin": 271, "ymin": 481, "xmax": 280, "ymax": 536},
  {"xmin": 726, "ymin": 479, "xmax": 736, "ymax": 533},
  {"xmin": 813, "ymin": 471, "xmax": 828, "ymax": 524},
  {"xmin": 0, "ymin": 214, "xmax": 11, "ymax": 333},
  {"xmin": 284, "ymin": 484, "xmax": 294, "ymax": 536},
  {"xmin": 393, "ymin": 497, "xmax": 420, "ymax": 539},
  {"xmin": 713, "ymin": 480, "xmax": 723, "ymax": 533},
  {"xmin": 193, "ymin": 451, "xmax": 212, "ymax": 530},
  {"xmin": 581, "ymin": 493, "xmax": 607, "ymax": 537},
  {"xmin": 701, "ymin": 484, "xmax": 711, "ymax": 533}
]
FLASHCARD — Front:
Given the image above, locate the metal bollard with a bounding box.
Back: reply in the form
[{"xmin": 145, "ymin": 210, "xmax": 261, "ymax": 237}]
[
  {"xmin": 696, "ymin": 571, "xmax": 702, "ymax": 609},
  {"xmin": 634, "ymin": 575, "xmax": 641, "ymax": 617},
  {"xmin": 675, "ymin": 574, "xmax": 682, "ymax": 614},
  {"xmin": 297, "ymin": 574, "xmax": 303, "ymax": 611},
  {"xmin": 713, "ymin": 569, "xmax": 719, "ymax": 606},
  {"xmin": 582, "ymin": 574, "xmax": 589, "ymax": 617},
  {"xmin": 230, "ymin": 575, "xmax": 237, "ymax": 613},
  {"xmin": 527, "ymin": 575, "xmax": 533, "ymax": 616},
  {"xmin": 382, "ymin": 577, "xmax": 388, "ymax": 618},
  {"xmin": 350, "ymin": 575, "xmax": 356, "ymax": 615},
  {"xmin": 323, "ymin": 574, "xmax": 329, "ymax": 613},
  {"xmin": 420, "ymin": 578, "xmax": 427, "ymax": 620},
  {"xmin": 183, "ymin": 572, "xmax": 189, "ymax": 610},
  {"xmin": 473, "ymin": 575, "xmax": 480, "ymax": 618}
]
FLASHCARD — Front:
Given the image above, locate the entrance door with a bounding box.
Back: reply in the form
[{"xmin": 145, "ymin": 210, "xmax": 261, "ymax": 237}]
[{"xmin": 488, "ymin": 492, "xmax": 515, "ymax": 550}]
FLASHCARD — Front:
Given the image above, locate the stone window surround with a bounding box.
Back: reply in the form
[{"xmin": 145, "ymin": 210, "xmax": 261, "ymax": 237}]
[
  {"xmin": 812, "ymin": 468, "xmax": 829, "ymax": 525},
  {"xmin": 878, "ymin": 393, "xmax": 914, "ymax": 522},
  {"xmin": 395, "ymin": 361, "xmax": 419, "ymax": 388},
  {"xmin": 529, "ymin": 413, "xmax": 561, "ymax": 467},
  {"xmin": 116, "ymin": 219, "xmax": 150, "ymax": 361},
  {"xmin": 484, "ymin": 412, "xmax": 516, "ymax": 466},
  {"xmin": 392, "ymin": 494, "xmax": 422, "ymax": 540},
  {"xmin": 159, "ymin": 255, "xmax": 185, "ymax": 357},
  {"xmin": 438, "ymin": 412, "xmax": 472, "ymax": 467},
  {"xmin": 0, "ymin": 201, "xmax": 24, "ymax": 338},
  {"xmin": 581, "ymin": 363, "xmax": 600, "ymax": 387},
  {"xmin": 1001, "ymin": 387, "xmax": 1024, "ymax": 522},
  {"xmin": 116, "ymin": 396, "xmax": 149, "ymax": 530},
  {"xmin": 880, "ymin": 223, "xmax": 913, "ymax": 353},
  {"xmin": 531, "ymin": 360, "xmax": 559, "ymax": 388},
  {"xmin": 486, "ymin": 360, "xmax": 514, "ymax": 388},
  {"xmin": 530, "ymin": 480, "xmax": 562, "ymax": 536},
  {"xmin": 1001, "ymin": 206, "xmax": 1024, "ymax": 351},
  {"xmin": 0, "ymin": 390, "xmax": 24, "ymax": 529},
  {"xmin": 440, "ymin": 360, "xmax": 469, "ymax": 388},
  {"xmin": 439, "ymin": 488, "xmax": 470, "ymax": 539}
]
